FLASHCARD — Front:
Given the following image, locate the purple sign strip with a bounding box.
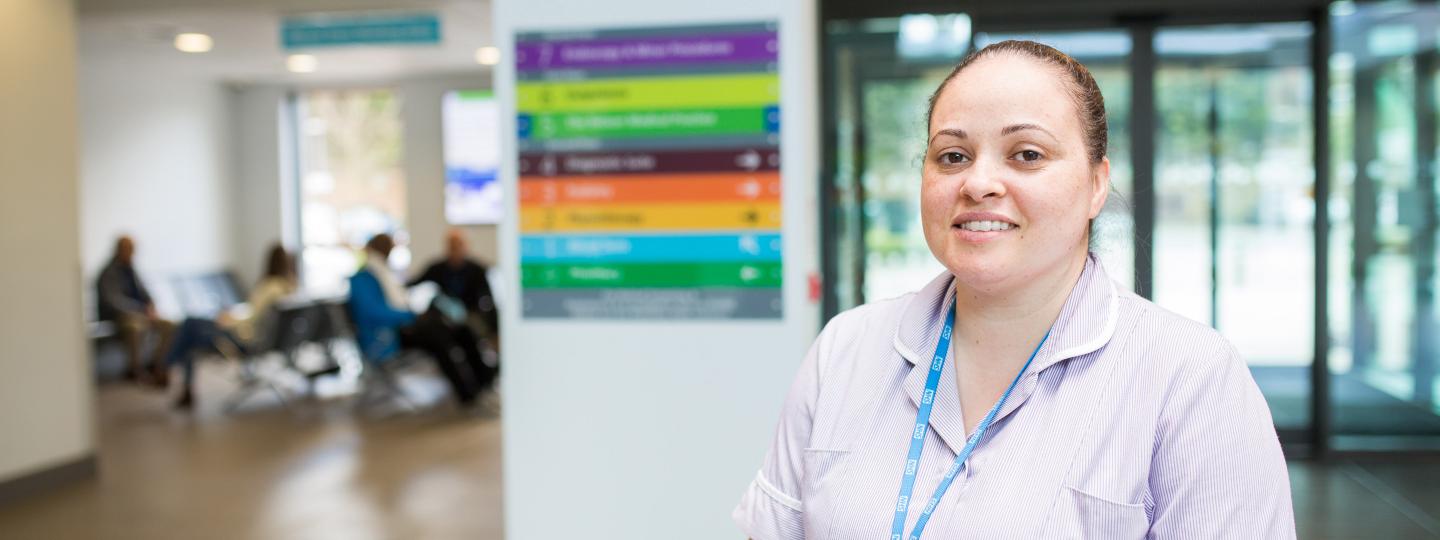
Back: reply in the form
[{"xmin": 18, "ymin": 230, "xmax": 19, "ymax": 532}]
[{"xmin": 516, "ymin": 32, "xmax": 776, "ymax": 72}]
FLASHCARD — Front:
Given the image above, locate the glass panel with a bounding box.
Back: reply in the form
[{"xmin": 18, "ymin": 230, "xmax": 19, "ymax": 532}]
[
  {"xmin": 858, "ymin": 73, "xmax": 950, "ymax": 302},
  {"xmin": 1330, "ymin": 2, "xmax": 1440, "ymax": 450},
  {"xmin": 296, "ymin": 89, "xmax": 408, "ymax": 296},
  {"xmin": 1153, "ymin": 23, "xmax": 1316, "ymax": 433}
]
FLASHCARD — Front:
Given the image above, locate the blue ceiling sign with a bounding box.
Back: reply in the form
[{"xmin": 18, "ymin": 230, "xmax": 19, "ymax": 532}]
[{"xmin": 282, "ymin": 12, "xmax": 441, "ymax": 49}]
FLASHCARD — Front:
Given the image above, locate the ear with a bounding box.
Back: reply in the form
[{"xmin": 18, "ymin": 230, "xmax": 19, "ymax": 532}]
[{"xmin": 1087, "ymin": 157, "xmax": 1111, "ymax": 220}]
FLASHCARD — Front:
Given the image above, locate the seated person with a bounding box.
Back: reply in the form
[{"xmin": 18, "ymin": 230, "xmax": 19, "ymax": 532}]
[
  {"xmin": 408, "ymin": 228, "xmax": 500, "ymax": 364},
  {"xmin": 161, "ymin": 244, "xmax": 298, "ymax": 409},
  {"xmin": 350, "ymin": 234, "xmax": 495, "ymax": 407},
  {"xmin": 96, "ymin": 235, "xmax": 175, "ymax": 384}
]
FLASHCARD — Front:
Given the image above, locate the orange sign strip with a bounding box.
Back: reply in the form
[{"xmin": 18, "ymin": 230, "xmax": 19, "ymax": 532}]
[{"xmin": 519, "ymin": 172, "xmax": 781, "ymax": 205}]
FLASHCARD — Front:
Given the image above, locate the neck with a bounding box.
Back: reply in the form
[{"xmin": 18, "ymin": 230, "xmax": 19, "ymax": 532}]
[{"xmin": 951, "ymin": 251, "xmax": 1088, "ymax": 358}]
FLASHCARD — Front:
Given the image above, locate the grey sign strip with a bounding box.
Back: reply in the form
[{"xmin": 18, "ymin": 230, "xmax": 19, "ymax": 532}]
[
  {"xmin": 518, "ymin": 134, "xmax": 779, "ymax": 153},
  {"xmin": 523, "ymin": 288, "xmax": 782, "ymax": 319}
]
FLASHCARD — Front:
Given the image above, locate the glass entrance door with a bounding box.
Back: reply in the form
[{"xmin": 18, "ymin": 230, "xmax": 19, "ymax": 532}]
[
  {"xmin": 1151, "ymin": 23, "xmax": 1317, "ymax": 440},
  {"xmin": 1329, "ymin": 3, "xmax": 1440, "ymax": 450}
]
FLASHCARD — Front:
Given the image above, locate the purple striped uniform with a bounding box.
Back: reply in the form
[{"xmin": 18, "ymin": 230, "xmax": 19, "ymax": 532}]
[{"xmin": 734, "ymin": 255, "xmax": 1295, "ymax": 539}]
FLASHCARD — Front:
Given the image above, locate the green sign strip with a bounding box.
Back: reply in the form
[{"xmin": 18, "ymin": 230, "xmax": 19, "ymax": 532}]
[
  {"xmin": 522, "ymin": 261, "xmax": 783, "ymax": 288},
  {"xmin": 524, "ymin": 107, "xmax": 770, "ymax": 140}
]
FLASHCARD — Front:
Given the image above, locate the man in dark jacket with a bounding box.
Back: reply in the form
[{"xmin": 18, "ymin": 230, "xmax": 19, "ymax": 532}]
[
  {"xmin": 96, "ymin": 236, "xmax": 175, "ymax": 383},
  {"xmin": 408, "ymin": 229, "xmax": 499, "ymax": 344}
]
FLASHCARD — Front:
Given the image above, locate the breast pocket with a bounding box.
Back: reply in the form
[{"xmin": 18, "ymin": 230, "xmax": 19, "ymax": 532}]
[
  {"xmin": 1045, "ymin": 485, "xmax": 1150, "ymax": 540},
  {"xmin": 800, "ymin": 448, "xmax": 852, "ymax": 537}
]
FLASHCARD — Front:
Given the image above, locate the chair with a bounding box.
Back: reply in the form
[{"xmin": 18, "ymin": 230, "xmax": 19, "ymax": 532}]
[
  {"xmin": 337, "ymin": 301, "xmax": 426, "ymax": 413},
  {"xmin": 216, "ymin": 302, "xmax": 317, "ymax": 413}
]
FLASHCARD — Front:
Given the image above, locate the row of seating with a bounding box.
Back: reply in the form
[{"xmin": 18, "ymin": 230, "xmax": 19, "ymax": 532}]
[{"xmin": 90, "ymin": 270, "xmax": 429, "ymax": 413}]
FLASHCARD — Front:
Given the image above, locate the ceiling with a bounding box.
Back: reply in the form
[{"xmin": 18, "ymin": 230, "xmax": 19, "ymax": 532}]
[{"xmin": 77, "ymin": 0, "xmax": 493, "ymax": 85}]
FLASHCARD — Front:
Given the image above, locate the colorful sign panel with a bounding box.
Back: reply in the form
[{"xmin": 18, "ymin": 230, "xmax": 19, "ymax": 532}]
[
  {"xmin": 516, "ymin": 22, "xmax": 781, "ymax": 319},
  {"xmin": 282, "ymin": 12, "xmax": 441, "ymax": 49}
]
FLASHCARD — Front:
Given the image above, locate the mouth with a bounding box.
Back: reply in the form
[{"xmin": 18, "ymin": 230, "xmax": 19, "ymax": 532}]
[
  {"xmin": 952, "ymin": 220, "xmax": 1017, "ymax": 232},
  {"xmin": 950, "ymin": 213, "xmax": 1019, "ymax": 242}
]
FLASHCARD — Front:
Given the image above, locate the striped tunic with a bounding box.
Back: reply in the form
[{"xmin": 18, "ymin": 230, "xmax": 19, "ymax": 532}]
[{"xmin": 734, "ymin": 255, "xmax": 1294, "ymax": 539}]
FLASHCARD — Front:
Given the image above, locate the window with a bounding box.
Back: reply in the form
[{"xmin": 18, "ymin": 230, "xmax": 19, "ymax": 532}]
[{"xmin": 295, "ymin": 88, "xmax": 407, "ymax": 295}]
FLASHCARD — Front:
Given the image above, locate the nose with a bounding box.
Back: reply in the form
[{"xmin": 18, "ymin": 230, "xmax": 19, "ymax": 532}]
[{"xmin": 959, "ymin": 158, "xmax": 1006, "ymax": 202}]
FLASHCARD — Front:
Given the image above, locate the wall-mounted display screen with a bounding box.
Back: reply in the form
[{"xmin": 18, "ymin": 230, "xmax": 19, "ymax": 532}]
[{"xmin": 443, "ymin": 90, "xmax": 502, "ymax": 225}]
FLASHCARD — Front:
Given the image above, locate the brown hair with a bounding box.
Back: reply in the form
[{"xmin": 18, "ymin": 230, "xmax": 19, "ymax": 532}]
[
  {"xmin": 262, "ymin": 243, "xmax": 295, "ymax": 283},
  {"xmin": 926, "ymin": 40, "xmax": 1108, "ymax": 164},
  {"xmin": 365, "ymin": 234, "xmax": 395, "ymax": 257}
]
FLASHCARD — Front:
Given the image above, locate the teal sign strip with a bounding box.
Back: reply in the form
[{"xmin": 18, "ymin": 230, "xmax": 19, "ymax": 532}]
[{"xmin": 283, "ymin": 12, "xmax": 441, "ymax": 49}]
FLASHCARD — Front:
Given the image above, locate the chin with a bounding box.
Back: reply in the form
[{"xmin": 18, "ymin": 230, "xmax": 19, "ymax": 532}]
[{"xmin": 939, "ymin": 251, "xmax": 1018, "ymax": 292}]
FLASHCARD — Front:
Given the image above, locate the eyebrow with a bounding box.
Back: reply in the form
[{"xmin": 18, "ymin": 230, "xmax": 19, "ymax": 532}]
[
  {"xmin": 928, "ymin": 129, "xmax": 966, "ymax": 144},
  {"xmin": 929, "ymin": 124, "xmax": 1059, "ymax": 145},
  {"xmin": 1000, "ymin": 123, "xmax": 1057, "ymax": 139}
]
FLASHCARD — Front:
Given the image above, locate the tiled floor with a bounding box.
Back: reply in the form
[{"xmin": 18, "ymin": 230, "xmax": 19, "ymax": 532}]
[{"xmin": 0, "ymin": 364, "xmax": 1438, "ymax": 539}]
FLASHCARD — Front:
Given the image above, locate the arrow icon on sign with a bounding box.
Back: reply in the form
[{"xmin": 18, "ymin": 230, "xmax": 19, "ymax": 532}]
[
  {"xmin": 739, "ymin": 234, "xmax": 759, "ymax": 255},
  {"xmin": 735, "ymin": 150, "xmax": 761, "ymax": 171},
  {"xmin": 738, "ymin": 178, "xmax": 762, "ymax": 199},
  {"xmin": 740, "ymin": 265, "xmax": 760, "ymax": 282}
]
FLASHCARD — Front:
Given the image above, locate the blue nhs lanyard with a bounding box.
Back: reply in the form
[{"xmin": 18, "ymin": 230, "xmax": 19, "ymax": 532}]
[{"xmin": 889, "ymin": 301, "xmax": 1050, "ymax": 540}]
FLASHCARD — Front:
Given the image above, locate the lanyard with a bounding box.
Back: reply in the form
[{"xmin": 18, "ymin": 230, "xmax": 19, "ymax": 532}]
[{"xmin": 889, "ymin": 301, "xmax": 1051, "ymax": 540}]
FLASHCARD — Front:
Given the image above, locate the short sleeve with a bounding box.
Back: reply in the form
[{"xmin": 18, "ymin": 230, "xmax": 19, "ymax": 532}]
[
  {"xmin": 733, "ymin": 317, "xmax": 833, "ymax": 540},
  {"xmin": 1147, "ymin": 339, "xmax": 1296, "ymax": 539}
]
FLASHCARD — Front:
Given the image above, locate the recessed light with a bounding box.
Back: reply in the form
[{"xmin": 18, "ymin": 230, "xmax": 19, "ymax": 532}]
[
  {"xmin": 287, "ymin": 54, "xmax": 318, "ymax": 73},
  {"xmin": 475, "ymin": 46, "xmax": 500, "ymax": 66},
  {"xmin": 174, "ymin": 33, "xmax": 213, "ymax": 53}
]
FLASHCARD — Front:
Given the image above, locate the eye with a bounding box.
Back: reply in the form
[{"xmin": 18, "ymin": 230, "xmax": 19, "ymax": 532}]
[
  {"xmin": 938, "ymin": 151, "xmax": 969, "ymax": 165},
  {"xmin": 1013, "ymin": 150, "xmax": 1043, "ymax": 162}
]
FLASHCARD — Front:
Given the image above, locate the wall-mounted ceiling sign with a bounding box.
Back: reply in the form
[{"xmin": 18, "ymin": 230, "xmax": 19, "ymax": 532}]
[{"xmin": 282, "ymin": 12, "xmax": 441, "ymax": 49}]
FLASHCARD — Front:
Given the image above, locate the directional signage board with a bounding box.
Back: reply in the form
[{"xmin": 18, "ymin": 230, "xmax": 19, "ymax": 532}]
[{"xmin": 516, "ymin": 22, "xmax": 782, "ymax": 319}]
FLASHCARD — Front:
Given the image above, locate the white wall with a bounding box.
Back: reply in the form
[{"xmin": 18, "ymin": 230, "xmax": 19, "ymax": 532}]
[
  {"xmin": 0, "ymin": 0, "xmax": 94, "ymax": 482},
  {"xmin": 493, "ymin": 1, "xmax": 821, "ymax": 537},
  {"xmin": 230, "ymin": 84, "xmax": 292, "ymax": 287},
  {"xmin": 78, "ymin": 55, "xmax": 234, "ymax": 310},
  {"xmin": 399, "ymin": 73, "xmax": 499, "ymax": 272}
]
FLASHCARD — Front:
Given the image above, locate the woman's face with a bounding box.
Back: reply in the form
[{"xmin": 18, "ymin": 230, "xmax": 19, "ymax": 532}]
[{"xmin": 921, "ymin": 53, "xmax": 1110, "ymax": 294}]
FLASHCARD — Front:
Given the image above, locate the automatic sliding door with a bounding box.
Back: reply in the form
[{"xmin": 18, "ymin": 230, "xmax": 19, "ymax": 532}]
[{"xmin": 1152, "ymin": 23, "xmax": 1316, "ymax": 437}]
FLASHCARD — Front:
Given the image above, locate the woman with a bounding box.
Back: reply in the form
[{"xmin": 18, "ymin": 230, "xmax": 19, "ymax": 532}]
[
  {"xmin": 162, "ymin": 244, "xmax": 298, "ymax": 409},
  {"xmin": 733, "ymin": 41, "xmax": 1293, "ymax": 539}
]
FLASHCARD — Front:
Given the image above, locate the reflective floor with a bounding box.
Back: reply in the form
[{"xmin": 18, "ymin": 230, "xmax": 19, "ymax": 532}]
[
  {"xmin": 0, "ymin": 364, "xmax": 1438, "ymax": 539},
  {"xmin": 0, "ymin": 365, "xmax": 503, "ymax": 540}
]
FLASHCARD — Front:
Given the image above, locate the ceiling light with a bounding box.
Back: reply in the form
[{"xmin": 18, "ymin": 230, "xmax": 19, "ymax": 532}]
[
  {"xmin": 475, "ymin": 46, "xmax": 500, "ymax": 66},
  {"xmin": 174, "ymin": 33, "xmax": 213, "ymax": 53},
  {"xmin": 287, "ymin": 54, "xmax": 318, "ymax": 73}
]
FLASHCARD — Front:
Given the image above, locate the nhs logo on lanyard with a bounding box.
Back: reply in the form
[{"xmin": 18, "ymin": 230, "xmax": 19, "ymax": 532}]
[{"xmin": 922, "ymin": 388, "xmax": 935, "ymax": 405}]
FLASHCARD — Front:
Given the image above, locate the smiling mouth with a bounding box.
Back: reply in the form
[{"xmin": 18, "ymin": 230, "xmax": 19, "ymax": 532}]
[{"xmin": 953, "ymin": 220, "xmax": 1017, "ymax": 232}]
